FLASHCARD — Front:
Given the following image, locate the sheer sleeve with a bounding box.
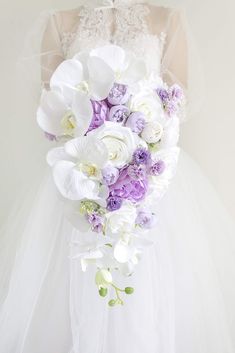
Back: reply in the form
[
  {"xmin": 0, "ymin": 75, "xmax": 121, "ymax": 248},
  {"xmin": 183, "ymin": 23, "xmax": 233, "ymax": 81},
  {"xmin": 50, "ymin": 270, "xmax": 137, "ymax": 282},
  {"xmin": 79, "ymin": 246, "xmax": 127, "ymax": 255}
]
[
  {"xmin": 161, "ymin": 8, "xmax": 188, "ymax": 91},
  {"xmin": 159, "ymin": 7, "xmax": 205, "ymax": 119},
  {"xmin": 41, "ymin": 13, "xmax": 64, "ymax": 88}
]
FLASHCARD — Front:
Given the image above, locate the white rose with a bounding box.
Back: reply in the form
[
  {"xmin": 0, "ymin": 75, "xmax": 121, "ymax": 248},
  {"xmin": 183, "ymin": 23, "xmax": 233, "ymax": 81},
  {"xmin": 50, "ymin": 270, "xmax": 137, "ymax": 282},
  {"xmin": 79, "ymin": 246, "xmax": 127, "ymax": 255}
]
[
  {"xmin": 105, "ymin": 202, "xmax": 137, "ymax": 235},
  {"xmin": 91, "ymin": 122, "xmax": 136, "ymax": 167},
  {"xmin": 141, "ymin": 121, "xmax": 164, "ymax": 143},
  {"xmin": 130, "ymin": 88, "xmax": 164, "ymax": 123}
]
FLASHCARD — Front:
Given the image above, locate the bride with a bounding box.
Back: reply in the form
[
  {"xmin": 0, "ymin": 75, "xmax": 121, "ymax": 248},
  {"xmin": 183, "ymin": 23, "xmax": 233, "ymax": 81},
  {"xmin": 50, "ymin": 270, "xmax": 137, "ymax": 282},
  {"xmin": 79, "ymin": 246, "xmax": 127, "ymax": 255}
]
[{"xmin": 0, "ymin": 0, "xmax": 235, "ymax": 352}]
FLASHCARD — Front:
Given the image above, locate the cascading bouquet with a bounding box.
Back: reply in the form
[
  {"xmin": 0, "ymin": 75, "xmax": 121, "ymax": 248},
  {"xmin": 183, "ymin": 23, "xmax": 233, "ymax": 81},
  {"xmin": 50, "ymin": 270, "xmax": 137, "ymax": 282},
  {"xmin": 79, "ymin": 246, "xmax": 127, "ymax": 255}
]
[{"xmin": 37, "ymin": 45, "xmax": 184, "ymax": 306}]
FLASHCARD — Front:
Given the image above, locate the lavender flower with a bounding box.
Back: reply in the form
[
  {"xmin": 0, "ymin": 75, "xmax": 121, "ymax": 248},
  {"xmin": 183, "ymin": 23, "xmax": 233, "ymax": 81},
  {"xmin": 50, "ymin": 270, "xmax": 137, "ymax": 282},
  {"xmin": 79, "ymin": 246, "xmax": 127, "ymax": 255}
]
[
  {"xmin": 108, "ymin": 83, "xmax": 130, "ymax": 105},
  {"xmin": 127, "ymin": 164, "xmax": 146, "ymax": 180},
  {"xmin": 102, "ymin": 165, "xmax": 119, "ymax": 186},
  {"xmin": 108, "ymin": 105, "xmax": 129, "ymax": 124},
  {"xmin": 106, "ymin": 196, "xmax": 123, "ymax": 212},
  {"xmin": 156, "ymin": 88, "xmax": 169, "ymax": 102},
  {"xmin": 88, "ymin": 100, "xmax": 109, "ymax": 132},
  {"xmin": 156, "ymin": 84, "xmax": 184, "ymax": 117},
  {"xmin": 45, "ymin": 132, "xmax": 57, "ymax": 141},
  {"xmin": 136, "ymin": 210, "xmax": 157, "ymax": 229},
  {"xmin": 133, "ymin": 148, "xmax": 151, "ymax": 165},
  {"xmin": 149, "ymin": 160, "xmax": 166, "ymax": 176},
  {"xmin": 170, "ymin": 84, "xmax": 183, "ymax": 100},
  {"xmin": 109, "ymin": 167, "xmax": 148, "ymax": 203},
  {"xmin": 125, "ymin": 112, "xmax": 146, "ymax": 134},
  {"xmin": 87, "ymin": 212, "xmax": 104, "ymax": 233}
]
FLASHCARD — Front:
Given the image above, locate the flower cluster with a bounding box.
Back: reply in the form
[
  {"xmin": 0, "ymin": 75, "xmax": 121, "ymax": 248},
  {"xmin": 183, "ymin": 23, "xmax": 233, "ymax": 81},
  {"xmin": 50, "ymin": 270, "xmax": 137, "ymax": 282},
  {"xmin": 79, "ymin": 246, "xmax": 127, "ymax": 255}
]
[{"xmin": 37, "ymin": 45, "xmax": 184, "ymax": 306}]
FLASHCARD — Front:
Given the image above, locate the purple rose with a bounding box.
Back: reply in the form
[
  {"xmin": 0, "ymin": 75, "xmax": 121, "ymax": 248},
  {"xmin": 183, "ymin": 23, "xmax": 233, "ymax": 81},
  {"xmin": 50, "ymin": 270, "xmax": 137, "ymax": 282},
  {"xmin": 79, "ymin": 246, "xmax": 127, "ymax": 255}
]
[
  {"xmin": 136, "ymin": 210, "xmax": 157, "ymax": 229},
  {"xmin": 88, "ymin": 100, "xmax": 109, "ymax": 132},
  {"xmin": 108, "ymin": 83, "xmax": 130, "ymax": 105},
  {"xmin": 125, "ymin": 112, "xmax": 146, "ymax": 134},
  {"xmin": 109, "ymin": 167, "xmax": 148, "ymax": 203},
  {"xmin": 102, "ymin": 165, "xmax": 119, "ymax": 186},
  {"xmin": 149, "ymin": 160, "xmax": 166, "ymax": 176},
  {"xmin": 108, "ymin": 105, "xmax": 130, "ymax": 124},
  {"xmin": 86, "ymin": 212, "xmax": 104, "ymax": 233},
  {"xmin": 133, "ymin": 148, "xmax": 151, "ymax": 165},
  {"xmin": 107, "ymin": 196, "xmax": 123, "ymax": 212},
  {"xmin": 127, "ymin": 164, "xmax": 146, "ymax": 180}
]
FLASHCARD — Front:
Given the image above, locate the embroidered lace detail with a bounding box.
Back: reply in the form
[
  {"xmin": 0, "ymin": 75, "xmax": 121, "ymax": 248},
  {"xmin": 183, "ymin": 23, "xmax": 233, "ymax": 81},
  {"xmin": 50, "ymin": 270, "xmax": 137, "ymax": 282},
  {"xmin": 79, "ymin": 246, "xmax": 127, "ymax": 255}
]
[
  {"xmin": 113, "ymin": 4, "xmax": 149, "ymax": 45},
  {"xmin": 61, "ymin": 31, "xmax": 77, "ymax": 57},
  {"xmin": 64, "ymin": 3, "xmax": 166, "ymax": 75}
]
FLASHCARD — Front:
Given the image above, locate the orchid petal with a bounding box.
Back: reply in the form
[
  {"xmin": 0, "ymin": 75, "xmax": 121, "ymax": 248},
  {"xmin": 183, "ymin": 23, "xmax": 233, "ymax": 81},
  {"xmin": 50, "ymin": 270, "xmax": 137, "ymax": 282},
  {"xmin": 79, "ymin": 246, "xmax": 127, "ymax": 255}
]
[
  {"xmin": 90, "ymin": 45, "xmax": 125, "ymax": 72},
  {"xmin": 50, "ymin": 59, "xmax": 84, "ymax": 94},
  {"xmin": 53, "ymin": 161, "xmax": 100, "ymax": 200},
  {"xmin": 87, "ymin": 56, "xmax": 114, "ymax": 100}
]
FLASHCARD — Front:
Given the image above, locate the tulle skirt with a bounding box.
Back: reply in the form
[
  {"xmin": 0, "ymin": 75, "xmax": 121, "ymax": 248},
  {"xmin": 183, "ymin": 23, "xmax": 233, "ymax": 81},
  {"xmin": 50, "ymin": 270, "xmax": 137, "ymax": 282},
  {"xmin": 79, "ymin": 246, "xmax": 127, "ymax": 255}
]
[{"xmin": 0, "ymin": 149, "xmax": 235, "ymax": 353}]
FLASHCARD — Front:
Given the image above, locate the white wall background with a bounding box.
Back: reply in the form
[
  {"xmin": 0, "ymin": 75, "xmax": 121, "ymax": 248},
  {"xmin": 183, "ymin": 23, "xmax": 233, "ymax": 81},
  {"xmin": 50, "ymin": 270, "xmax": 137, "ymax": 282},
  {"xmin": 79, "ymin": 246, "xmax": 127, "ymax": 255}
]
[{"xmin": 0, "ymin": 0, "xmax": 234, "ymax": 223}]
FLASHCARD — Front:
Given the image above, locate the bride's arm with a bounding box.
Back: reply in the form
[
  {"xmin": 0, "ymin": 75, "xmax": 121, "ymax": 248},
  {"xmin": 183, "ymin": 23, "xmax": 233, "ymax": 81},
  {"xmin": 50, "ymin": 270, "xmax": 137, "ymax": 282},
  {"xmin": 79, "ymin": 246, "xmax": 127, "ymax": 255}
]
[{"xmin": 41, "ymin": 13, "xmax": 64, "ymax": 89}]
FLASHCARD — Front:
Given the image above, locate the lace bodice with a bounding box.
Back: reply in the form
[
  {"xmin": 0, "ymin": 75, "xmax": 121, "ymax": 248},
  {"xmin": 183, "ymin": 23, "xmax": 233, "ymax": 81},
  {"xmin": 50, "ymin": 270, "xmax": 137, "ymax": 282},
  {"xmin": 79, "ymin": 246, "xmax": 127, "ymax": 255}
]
[{"xmin": 60, "ymin": 1, "xmax": 166, "ymax": 76}]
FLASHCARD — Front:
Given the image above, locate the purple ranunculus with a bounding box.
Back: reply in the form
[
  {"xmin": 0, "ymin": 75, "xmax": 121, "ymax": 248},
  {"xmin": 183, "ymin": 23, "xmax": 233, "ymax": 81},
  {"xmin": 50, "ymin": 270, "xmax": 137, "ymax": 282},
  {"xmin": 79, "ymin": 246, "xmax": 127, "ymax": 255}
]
[
  {"xmin": 133, "ymin": 148, "xmax": 151, "ymax": 165},
  {"xmin": 88, "ymin": 100, "xmax": 109, "ymax": 132},
  {"xmin": 136, "ymin": 210, "xmax": 157, "ymax": 229},
  {"xmin": 106, "ymin": 196, "xmax": 123, "ymax": 212},
  {"xmin": 127, "ymin": 164, "xmax": 146, "ymax": 180},
  {"xmin": 45, "ymin": 132, "xmax": 57, "ymax": 141},
  {"xmin": 125, "ymin": 112, "xmax": 146, "ymax": 134},
  {"xmin": 109, "ymin": 167, "xmax": 148, "ymax": 203},
  {"xmin": 86, "ymin": 212, "xmax": 104, "ymax": 233},
  {"xmin": 102, "ymin": 165, "xmax": 119, "ymax": 186},
  {"xmin": 108, "ymin": 105, "xmax": 130, "ymax": 124},
  {"xmin": 108, "ymin": 83, "xmax": 130, "ymax": 105},
  {"xmin": 149, "ymin": 160, "xmax": 166, "ymax": 176}
]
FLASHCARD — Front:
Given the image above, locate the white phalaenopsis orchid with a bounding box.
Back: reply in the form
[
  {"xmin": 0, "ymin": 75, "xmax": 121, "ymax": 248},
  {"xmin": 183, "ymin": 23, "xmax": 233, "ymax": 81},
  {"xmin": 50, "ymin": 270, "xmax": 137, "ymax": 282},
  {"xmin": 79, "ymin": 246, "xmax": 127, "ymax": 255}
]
[
  {"xmin": 47, "ymin": 135, "xmax": 109, "ymax": 201},
  {"xmin": 37, "ymin": 90, "xmax": 93, "ymax": 138},
  {"xmin": 50, "ymin": 52, "xmax": 115, "ymax": 103},
  {"xmin": 90, "ymin": 45, "xmax": 147, "ymax": 85}
]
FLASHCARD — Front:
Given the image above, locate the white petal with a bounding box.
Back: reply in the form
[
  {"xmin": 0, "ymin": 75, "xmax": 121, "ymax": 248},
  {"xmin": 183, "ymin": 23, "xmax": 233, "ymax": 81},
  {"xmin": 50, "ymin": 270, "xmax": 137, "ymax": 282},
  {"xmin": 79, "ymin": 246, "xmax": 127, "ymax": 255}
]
[
  {"xmin": 50, "ymin": 59, "xmax": 84, "ymax": 93},
  {"xmin": 72, "ymin": 92, "xmax": 93, "ymax": 136},
  {"xmin": 87, "ymin": 56, "xmax": 114, "ymax": 100},
  {"xmin": 65, "ymin": 202, "xmax": 90, "ymax": 232},
  {"xmin": 114, "ymin": 241, "xmax": 132, "ymax": 264},
  {"xmin": 37, "ymin": 90, "xmax": 67, "ymax": 136},
  {"xmin": 90, "ymin": 45, "xmax": 125, "ymax": 72},
  {"xmin": 53, "ymin": 161, "xmax": 100, "ymax": 200},
  {"xmin": 121, "ymin": 58, "xmax": 147, "ymax": 84},
  {"xmin": 46, "ymin": 147, "xmax": 71, "ymax": 167}
]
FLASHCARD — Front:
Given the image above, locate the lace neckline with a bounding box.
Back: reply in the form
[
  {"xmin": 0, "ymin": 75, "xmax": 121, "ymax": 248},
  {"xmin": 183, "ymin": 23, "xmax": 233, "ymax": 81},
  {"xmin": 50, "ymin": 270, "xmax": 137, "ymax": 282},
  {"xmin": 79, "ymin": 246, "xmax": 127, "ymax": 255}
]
[{"xmin": 83, "ymin": 0, "xmax": 146, "ymax": 9}]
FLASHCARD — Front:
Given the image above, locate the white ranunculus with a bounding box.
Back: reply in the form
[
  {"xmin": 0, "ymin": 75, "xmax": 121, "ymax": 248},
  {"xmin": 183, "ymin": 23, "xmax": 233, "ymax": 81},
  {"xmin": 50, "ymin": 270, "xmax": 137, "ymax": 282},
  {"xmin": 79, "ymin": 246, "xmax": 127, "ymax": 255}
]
[
  {"xmin": 37, "ymin": 90, "xmax": 93, "ymax": 138},
  {"xmin": 130, "ymin": 87, "xmax": 165, "ymax": 124},
  {"xmin": 141, "ymin": 121, "xmax": 164, "ymax": 144},
  {"xmin": 90, "ymin": 45, "xmax": 146, "ymax": 84},
  {"xmin": 48, "ymin": 135, "xmax": 109, "ymax": 200},
  {"xmin": 105, "ymin": 202, "xmax": 137, "ymax": 235},
  {"xmin": 90, "ymin": 122, "xmax": 136, "ymax": 168}
]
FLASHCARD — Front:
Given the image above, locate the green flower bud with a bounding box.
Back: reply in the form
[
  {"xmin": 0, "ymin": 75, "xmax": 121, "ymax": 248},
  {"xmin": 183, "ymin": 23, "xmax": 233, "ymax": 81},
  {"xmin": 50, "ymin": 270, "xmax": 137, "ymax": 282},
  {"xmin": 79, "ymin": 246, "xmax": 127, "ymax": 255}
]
[
  {"xmin": 99, "ymin": 287, "xmax": 108, "ymax": 297},
  {"xmin": 125, "ymin": 287, "xmax": 134, "ymax": 295},
  {"xmin": 108, "ymin": 299, "xmax": 116, "ymax": 307}
]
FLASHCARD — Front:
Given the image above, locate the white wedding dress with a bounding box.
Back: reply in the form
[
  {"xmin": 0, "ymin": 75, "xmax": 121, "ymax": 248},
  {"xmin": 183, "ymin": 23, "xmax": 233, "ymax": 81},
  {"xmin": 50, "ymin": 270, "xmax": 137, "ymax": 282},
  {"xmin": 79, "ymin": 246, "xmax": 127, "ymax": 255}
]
[{"xmin": 0, "ymin": 1, "xmax": 235, "ymax": 353}]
